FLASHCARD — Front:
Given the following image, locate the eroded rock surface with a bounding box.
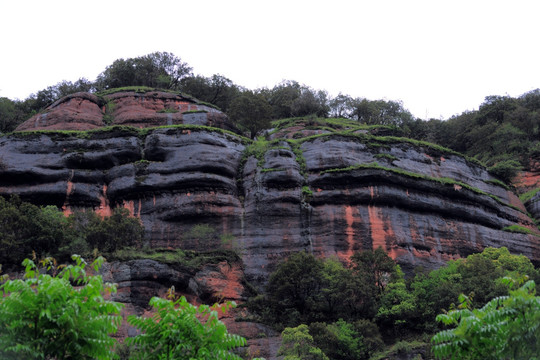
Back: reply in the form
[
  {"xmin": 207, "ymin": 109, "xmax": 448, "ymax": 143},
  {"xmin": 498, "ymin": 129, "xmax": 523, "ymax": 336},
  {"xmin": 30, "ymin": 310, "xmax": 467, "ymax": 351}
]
[
  {"xmin": 15, "ymin": 90, "xmax": 234, "ymax": 132},
  {"xmin": 2, "ymin": 112, "xmax": 540, "ymax": 287}
]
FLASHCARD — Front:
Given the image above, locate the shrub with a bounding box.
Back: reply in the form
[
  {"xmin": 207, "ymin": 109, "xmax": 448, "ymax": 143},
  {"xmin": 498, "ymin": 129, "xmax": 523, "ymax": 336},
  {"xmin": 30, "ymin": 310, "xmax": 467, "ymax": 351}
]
[
  {"xmin": 0, "ymin": 255, "xmax": 123, "ymax": 359},
  {"xmin": 126, "ymin": 291, "xmax": 246, "ymax": 359}
]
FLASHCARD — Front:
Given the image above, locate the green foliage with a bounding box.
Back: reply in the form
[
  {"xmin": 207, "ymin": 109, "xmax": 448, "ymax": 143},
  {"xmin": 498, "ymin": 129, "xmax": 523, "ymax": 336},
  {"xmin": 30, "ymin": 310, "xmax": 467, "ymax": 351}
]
[
  {"xmin": 126, "ymin": 293, "xmax": 246, "ymax": 360},
  {"xmin": 375, "ymin": 268, "xmax": 416, "ymax": 331},
  {"xmin": 228, "ymin": 90, "xmax": 273, "ymax": 138},
  {"xmin": 252, "ymin": 249, "xmax": 399, "ymax": 329},
  {"xmin": 179, "ymin": 74, "xmax": 240, "ymax": 112},
  {"xmin": 349, "ymin": 98, "xmax": 414, "ymax": 127},
  {"xmin": 502, "ymin": 224, "xmax": 540, "ymax": 237},
  {"xmin": 0, "ymin": 196, "xmax": 145, "ymax": 267},
  {"xmin": 260, "ymin": 80, "xmax": 329, "ymax": 119},
  {"xmin": 302, "ymin": 186, "xmax": 313, "ymax": 197},
  {"xmin": 0, "ymin": 195, "xmax": 67, "ymax": 268},
  {"xmin": 409, "ymin": 247, "xmax": 540, "ymax": 333},
  {"xmin": 0, "ymin": 97, "xmax": 24, "ymax": 133},
  {"xmin": 520, "ymin": 187, "xmax": 540, "ymax": 203},
  {"xmin": 103, "ymin": 100, "xmax": 116, "ymax": 124},
  {"xmin": 95, "ymin": 52, "xmax": 192, "ymax": 91},
  {"xmin": 374, "ymin": 153, "xmax": 398, "ymax": 162},
  {"xmin": 278, "ymin": 324, "xmax": 329, "ymax": 360},
  {"xmin": 488, "ymin": 159, "xmax": 522, "ymax": 184},
  {"xmin": 0, "ymin": 255, "xmax": 123, "ymax": 359},
  {"xmin": 432, "ymin": 278, "xmax": 540, "ymax": 360},
  {"xmin": 184, "ymin": 224, "xmax": 218, "ymax": 244},
  {"xmin": 351, "ymin": 246, "xmax": 398, "ymax": 296},
  {"xmin": 309, "ymin": 320, "xmax": 371, "ymax": 360}
]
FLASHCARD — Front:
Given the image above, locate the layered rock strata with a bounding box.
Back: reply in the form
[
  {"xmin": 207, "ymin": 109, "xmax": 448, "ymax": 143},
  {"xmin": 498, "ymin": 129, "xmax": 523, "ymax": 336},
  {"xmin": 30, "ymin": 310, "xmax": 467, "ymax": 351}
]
[{"xmin": 1, "ymin": 117, "xmax": 539, "ymax": 288}]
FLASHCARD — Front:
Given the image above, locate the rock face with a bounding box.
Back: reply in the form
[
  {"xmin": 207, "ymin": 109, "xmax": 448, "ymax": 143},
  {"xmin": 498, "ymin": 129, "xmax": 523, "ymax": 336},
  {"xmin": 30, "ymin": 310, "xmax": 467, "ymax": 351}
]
[
  {"xmin": 3, "ymin": 91, "xmax": 540, "ymax": 358},
  {"xmin": 2, "ymin": 96, "xmax": 540, "ymax": 287}
]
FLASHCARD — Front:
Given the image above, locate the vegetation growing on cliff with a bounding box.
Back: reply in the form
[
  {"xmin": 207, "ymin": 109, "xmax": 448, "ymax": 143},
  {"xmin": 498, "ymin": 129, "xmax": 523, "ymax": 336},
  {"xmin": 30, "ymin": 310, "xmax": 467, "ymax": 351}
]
[{"xmin": 0, "ymin": 196, "xmax": 144, "ymax": 269}]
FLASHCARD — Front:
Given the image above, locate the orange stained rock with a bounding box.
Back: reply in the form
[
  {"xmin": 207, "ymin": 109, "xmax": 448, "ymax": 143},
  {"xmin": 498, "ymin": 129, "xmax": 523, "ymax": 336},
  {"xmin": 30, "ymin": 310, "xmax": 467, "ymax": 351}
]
[
  {"xmin": 121, "ymin": 199, "xmax": 142, "ymax": 219},
  {"xmin": 368, "ymin": 206, "xmax": 398, "ymax": 259},
  {"xmin": 369, "ymin": 186, "xmax": 376, "ymax": 200},
  {"xmin": 95, "ymin": 184, "xmax": 112, "ymax": 217},
  {"xmin": 341, "ymin": 206, "xmax": 356, "ymax": 261},
  {"xmin": 514, "ymin": 171, "xmax": 540, "ymax": 191}
]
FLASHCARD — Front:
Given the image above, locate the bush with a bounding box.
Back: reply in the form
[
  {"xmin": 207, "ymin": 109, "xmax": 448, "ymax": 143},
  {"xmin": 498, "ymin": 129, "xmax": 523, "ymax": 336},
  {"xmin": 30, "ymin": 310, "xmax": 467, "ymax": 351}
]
[
  {"xmin": 0, "ymin": 255, "xmax": 123, "ymax": 359},
  {"xmin": 126, "ymin": 292, "xmax": 246, "ymax": 359},
  {"xmin": 488, "ymin": 159, "xmax": 522, "ymax": 183}
]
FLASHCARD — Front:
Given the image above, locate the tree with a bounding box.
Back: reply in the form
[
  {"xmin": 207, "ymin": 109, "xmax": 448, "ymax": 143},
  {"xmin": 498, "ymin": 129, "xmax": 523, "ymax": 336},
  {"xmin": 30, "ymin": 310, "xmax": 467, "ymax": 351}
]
[
  {"xmin": 28, "ymin": 78, "xmax": 94, "ymax": 111},
  {"xmin": 0, "ymin": 196, "xmax": 69, "ymax": 268},
  {"xmin": 351, "ymin": 247, "xmax": 398, "ymax": 297},
  {"xmin": 375, "ymin": 267, "xmax": 416, "ymax": 333},
  {"xmin": 264, "ymin": 252, "xmax": 324, "ymax": 327},
  {"xmin": 83, "ymin": 207, "xmax": 144, "ymax": 254},
  {"xmin": 349, "ymin": 98, "xmax": 413, "ymax": 127},
  {"xmin": 227, "ymin": 90, "xmax": 272, "ymax": 138},
  {"xmin": 0, "ymin": 255, "xmax": 123, "ymax": 360},
  {"xmin": 0, "ymin": 97, "xmax": 20, "ymax": 133},
  {"xmin": 180, "ymin": 74, "xmax": 240, "ymax": 111},
  {"xmin": 126, "ymin": 291, "xmax": 246, "ymax": 360},
  {"xmin": 278, "ymin": 324, "xmax": 329, "ymax": 360},
  {"xmin": 95, "ymin": 52, "xmax": 192, "ymax": 90},
  {"xmin": 328, "ymin": 93, "xmax": 354, "ymax": 118},
  {"xmin": 431, "ymin": 278, "xmax": 540, "ymax": 360}
]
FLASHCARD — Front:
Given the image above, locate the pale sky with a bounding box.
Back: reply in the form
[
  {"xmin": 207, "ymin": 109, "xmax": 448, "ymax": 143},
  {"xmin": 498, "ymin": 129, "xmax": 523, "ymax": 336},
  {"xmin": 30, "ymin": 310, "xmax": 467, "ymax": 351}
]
[{"xmin": 1, "ymin": 0, "xmax": 539, "ymax": 119}]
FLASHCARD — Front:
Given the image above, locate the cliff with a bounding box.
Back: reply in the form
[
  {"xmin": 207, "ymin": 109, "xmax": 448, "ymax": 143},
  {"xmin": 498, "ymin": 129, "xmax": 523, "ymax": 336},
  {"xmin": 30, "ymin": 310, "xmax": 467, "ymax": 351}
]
[{"xmin": 2, "ymin": 89, "xmax": 540, "ymax": 358}]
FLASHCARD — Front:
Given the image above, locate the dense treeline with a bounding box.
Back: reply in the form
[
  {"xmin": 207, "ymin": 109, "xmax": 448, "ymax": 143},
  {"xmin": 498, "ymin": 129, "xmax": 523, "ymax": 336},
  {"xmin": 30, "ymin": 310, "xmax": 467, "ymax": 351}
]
[
  {"xmin": 248, "ymin": 248, "xmax": 540, "ymax": 359},
  {"xmin": 2, "ymin": 51, "xmax": 540, "ymax": 180}
]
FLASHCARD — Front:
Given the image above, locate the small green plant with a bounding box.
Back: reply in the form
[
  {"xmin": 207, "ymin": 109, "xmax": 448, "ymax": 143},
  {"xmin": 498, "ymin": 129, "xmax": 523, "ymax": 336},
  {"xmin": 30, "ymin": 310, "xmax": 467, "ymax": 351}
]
[
  {"xmin": 302, "ymin": 185, "xmax": 313, "ymax": 197},
  {"xmin": 103, "ymin": 101, "xmax": 116, "ymax": 125},
  {"xmin": 374, "ymin": 153, "xmax": 398, "ymax": 162},
  {"xmin": 488, "ymin": 159, "xmax": 522, "ymax": 184},
  {"xmin": 157, "ymin": 107, "xmax": 179, "ymax": 113}
]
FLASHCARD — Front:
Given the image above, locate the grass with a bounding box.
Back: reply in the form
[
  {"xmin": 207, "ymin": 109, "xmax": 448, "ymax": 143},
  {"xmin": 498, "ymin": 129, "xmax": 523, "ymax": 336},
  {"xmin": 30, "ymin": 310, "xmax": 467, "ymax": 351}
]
[
  {"xmin": 7, "ymin": 124, "xmax": 250, "ymax": 144},
  {"xmin": 519, "ymin": 187, "xmax": 540, "ymax": 203},
  {"xmin": 374, "ymin": 153, "xmax": 398, "ymax": 162},
  {"xmin": 502, "ymin": 224, "xmax": 540, "ymax": 237},
  {"xmin": 157, "ymin": 108, "xmax": 179, "ymax": 114},
  {"xmin": 260, "ymin": 167, "xmax": 285, "ymax": 173},
  {"xmin": 484, "ymin": 178, "xmax": 511, "ymax": 190}
]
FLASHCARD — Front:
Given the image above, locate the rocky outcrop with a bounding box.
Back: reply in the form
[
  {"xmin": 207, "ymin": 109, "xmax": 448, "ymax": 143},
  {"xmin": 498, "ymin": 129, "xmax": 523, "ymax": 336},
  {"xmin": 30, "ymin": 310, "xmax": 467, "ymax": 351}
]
[{"xmin": 15, "ymin": 90, "xmax": 235, "ymax": 132}]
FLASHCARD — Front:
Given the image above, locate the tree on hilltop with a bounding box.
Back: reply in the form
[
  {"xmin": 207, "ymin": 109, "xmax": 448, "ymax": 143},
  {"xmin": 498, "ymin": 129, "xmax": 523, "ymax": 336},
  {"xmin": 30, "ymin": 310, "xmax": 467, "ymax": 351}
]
[{"xmin": 95, "ymin": 51, "xmax": 192, "ymax": 90}]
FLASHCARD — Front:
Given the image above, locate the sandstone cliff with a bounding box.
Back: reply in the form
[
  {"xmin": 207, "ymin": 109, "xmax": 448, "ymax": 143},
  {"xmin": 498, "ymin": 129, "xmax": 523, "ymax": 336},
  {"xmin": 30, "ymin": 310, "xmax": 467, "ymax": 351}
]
[{"xmin": 2, "ymin": 89, "xmax": 540, "ymax": 358}]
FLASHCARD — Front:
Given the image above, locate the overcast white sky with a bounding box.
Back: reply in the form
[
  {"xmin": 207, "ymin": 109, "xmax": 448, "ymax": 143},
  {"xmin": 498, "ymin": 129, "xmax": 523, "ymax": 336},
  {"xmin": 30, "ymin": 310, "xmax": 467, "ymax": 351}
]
[{"xmin": 1, "ymin": 0, "xmax": 539, "ymax": 119}]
